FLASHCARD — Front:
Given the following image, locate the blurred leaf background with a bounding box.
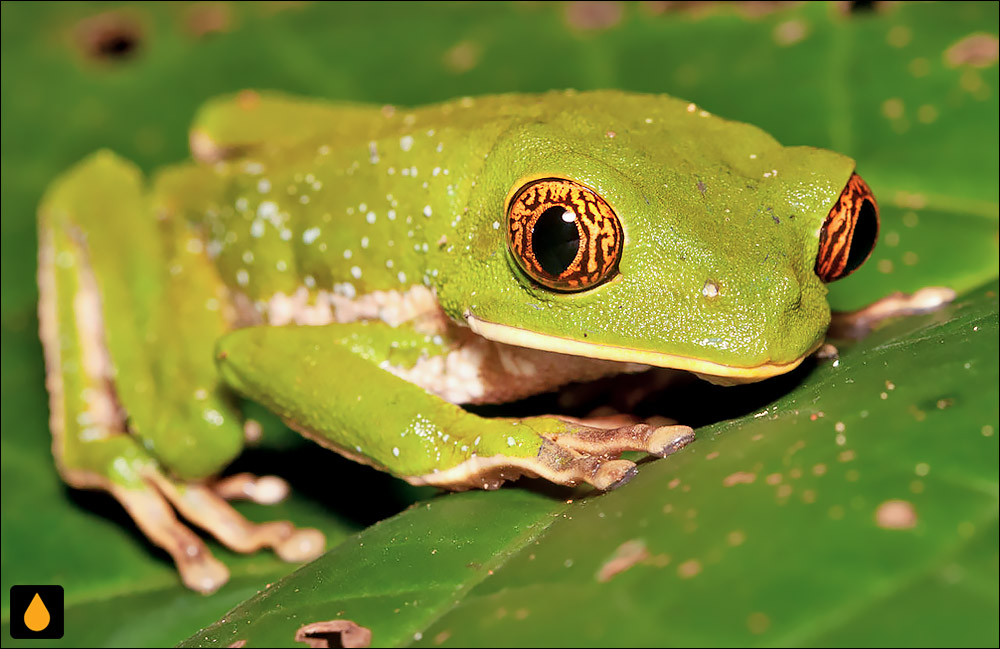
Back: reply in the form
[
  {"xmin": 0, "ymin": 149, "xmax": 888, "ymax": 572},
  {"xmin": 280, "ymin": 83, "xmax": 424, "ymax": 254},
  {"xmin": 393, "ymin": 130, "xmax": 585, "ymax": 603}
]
[{"xmin": 1, "ymin": 2, "xmax": 996, "ymax": 647}]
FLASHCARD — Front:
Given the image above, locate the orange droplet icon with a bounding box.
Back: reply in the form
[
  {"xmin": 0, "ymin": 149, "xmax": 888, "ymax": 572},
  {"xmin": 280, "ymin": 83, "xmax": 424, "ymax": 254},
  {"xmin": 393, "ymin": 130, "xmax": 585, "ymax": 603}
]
[{"xmin": 24, "ymin": 592, "xmax": 51, "ymax": 632}]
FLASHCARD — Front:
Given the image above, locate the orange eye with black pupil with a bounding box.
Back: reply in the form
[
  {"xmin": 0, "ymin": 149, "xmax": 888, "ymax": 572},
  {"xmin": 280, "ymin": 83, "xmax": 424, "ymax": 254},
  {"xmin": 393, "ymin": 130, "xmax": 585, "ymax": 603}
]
[
  {"xmin": 815, "ymin": 172, "xmax": 880, "ymax": 282},
  {"xmin": 507, "ymin": 178, "xmax": 623, "ymax": 292}
]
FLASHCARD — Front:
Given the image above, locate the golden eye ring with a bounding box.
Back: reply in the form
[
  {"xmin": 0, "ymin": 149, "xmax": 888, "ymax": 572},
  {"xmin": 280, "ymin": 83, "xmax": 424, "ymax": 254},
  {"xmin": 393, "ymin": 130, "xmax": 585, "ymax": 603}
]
[{"xmin": 506, "ymin": 178, "xmax": 623, "ymax": 292}]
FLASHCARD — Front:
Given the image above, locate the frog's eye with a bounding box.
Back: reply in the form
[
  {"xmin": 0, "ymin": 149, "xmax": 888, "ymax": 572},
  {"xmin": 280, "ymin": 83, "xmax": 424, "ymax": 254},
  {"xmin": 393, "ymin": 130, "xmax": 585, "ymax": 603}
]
[
  {"xmin": 506, "ymin": 178, "xmax": 623, "ymax": 292},
  {"xmin": 815, "ymin": 172, "xmax": 880, "ymax": 282}
]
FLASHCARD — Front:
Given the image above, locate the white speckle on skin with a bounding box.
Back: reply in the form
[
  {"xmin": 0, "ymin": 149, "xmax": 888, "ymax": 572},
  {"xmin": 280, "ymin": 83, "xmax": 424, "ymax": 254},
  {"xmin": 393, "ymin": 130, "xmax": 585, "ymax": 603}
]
[
  {"xmin": 203, "ymin": 409, "xmax": 225, "ymax": 426},
  {"xmin": 236, "ymin": 269, "xmax": 249, "ymax": 286},
  {"xmin": 400, "ymin": 135, "xmax": 414, "ymax": 152},
  {"xmin": 361, "ymin": 236, "xmax": 370, "ymax": 249},
  {"xmin": 388, "ymin": 209, "xmax": 397, "ymax": 220},
  {"xmin": 280, "ymin": 229, "xmax": 292, "ymax": 241},
  {"xmin": 366, "ymin": 211, "xmax": 377, "ymax": 224},
  {"xmin": 303, "ymin": 227, "xmax": 321, "ymax": 245},
  {"xmin": 242, "ymin": 250, "xmax": 254, "ymax": 264},
  {"xmin": 276, "ymin": 260, "xmax": 287, "ymax": 271},
  {"xmin": 398, "ymin": 271, "xmax": 407, "ymax": 283},
  {"xmin": 343, "ymin": 249, "xmax": 353, "ymax": 259},
  {"xmin": 492, "ymin": 221, "xmax": 500, "ymax": 229},
  {"xmin": 351, "ymin": 266, "xmax": 362, "ymax": 279},
  {"xmin": 393, "ymin": 446, "xmax": 400, "ymax": 457},
  {"xmin": 257, "ymin": 201, "xmax": 278, "ymax": 218},
  {"xmin": 423, "ymin": 205, "xmax": 433, "ymax": 217}
]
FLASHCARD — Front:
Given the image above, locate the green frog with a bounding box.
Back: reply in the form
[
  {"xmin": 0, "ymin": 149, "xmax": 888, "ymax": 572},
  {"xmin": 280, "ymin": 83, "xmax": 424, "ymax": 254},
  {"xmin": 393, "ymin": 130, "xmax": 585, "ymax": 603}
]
[{"xmin": 37, "ymin": 89, "xmax": 882, "ymax": 592}]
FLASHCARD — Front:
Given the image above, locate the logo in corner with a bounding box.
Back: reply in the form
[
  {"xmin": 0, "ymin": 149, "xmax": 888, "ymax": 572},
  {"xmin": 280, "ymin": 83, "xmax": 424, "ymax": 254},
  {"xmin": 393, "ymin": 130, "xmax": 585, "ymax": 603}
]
[{"xmin": 9, "ymin": 585, "xmax": 64, "ymax": 639}]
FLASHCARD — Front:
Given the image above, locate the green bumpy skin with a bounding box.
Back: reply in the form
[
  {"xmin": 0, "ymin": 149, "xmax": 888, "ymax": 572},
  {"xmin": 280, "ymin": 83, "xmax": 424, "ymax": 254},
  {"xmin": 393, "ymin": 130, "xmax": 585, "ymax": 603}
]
[{"xmin": 36, "ymin": 90, "xmax": 857, "ymax": 592}]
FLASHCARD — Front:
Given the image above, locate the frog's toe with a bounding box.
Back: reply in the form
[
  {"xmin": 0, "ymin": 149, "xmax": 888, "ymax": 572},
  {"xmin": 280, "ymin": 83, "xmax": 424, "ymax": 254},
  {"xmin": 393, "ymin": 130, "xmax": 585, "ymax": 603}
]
[
  {"xmin": 107, "ymin": 482, "xmax": 230, "ymax": 594},
  {"xmin": 589, "ymin": 459, "xmax": 639, "ymax": 491},
  {"xmin": 213, "ymin": 472, "xmax": 290, "ymax": 504},
  {"xmin": 183, "ymin": 555, "xmax": 231, "ymax": 594},
  {"xmin": 274, "ymin": 527, "xmax": 326, "ymax": 562},
  {"xmin": 647, "ymin": 425, "xmax": 696, "ymax": 457},
  {"xmin": 147, "ymin": 471, "xmax": 326, "ymax": 563},
  {"xmin": 548, "ymin": 422, "xmax": 695, "ymax": 457}
]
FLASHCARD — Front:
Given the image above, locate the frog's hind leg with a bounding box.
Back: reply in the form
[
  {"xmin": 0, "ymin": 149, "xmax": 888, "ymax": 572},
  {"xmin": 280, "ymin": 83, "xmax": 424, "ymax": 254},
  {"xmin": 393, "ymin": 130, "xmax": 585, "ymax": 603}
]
[{"xmin": 38, "ymin": 152, "xmax": 323, "ymax": 592}]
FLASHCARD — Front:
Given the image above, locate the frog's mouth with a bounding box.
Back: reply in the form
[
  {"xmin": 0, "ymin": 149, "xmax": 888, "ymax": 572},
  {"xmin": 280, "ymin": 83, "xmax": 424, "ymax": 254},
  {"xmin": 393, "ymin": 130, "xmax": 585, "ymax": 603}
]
[{"xmin": 465, "ymin": 315, "xmax": 817, "ymax": 384}]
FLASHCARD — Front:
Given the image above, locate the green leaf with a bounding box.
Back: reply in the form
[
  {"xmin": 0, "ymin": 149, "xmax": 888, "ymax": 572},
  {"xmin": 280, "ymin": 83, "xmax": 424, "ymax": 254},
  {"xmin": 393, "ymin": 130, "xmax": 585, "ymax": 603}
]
[{"xmin": 2, "ymin": 2, "xmax": 996, "ymax": 647}]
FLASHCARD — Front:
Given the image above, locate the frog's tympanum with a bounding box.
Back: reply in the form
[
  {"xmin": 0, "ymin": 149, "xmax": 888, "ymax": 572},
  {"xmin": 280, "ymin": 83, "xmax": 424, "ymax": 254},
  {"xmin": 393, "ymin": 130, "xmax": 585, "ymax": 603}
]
[{"xmin": 37, "ymin": 90, "xmax": 879, "ymax": 592}]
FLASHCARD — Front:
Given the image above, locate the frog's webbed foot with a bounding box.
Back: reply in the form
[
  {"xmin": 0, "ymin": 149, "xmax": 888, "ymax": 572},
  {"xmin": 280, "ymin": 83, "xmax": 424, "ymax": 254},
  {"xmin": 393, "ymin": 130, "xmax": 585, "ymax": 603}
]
[
  {"xmin": 828, "ymin": 286, "xmax": 956, "ymax": 339},
  {"xmin": 409, "ymin": 422, "xmax": 694, "ymax": 492}
]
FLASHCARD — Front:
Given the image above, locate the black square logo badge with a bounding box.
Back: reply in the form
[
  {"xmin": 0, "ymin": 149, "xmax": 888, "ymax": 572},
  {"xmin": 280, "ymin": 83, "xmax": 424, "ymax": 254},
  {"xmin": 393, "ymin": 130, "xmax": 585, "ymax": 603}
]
[{"xmin": 9, "ymin": 585, "xmax": 64, "ymax": 639}]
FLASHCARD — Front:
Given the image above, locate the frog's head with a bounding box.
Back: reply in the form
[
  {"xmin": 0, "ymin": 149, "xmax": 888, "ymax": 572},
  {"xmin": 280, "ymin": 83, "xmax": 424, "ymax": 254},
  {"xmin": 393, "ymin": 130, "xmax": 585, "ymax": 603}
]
[{"xmin": 439, "ymin": 91, "xmax": 879, "ymax": 383}]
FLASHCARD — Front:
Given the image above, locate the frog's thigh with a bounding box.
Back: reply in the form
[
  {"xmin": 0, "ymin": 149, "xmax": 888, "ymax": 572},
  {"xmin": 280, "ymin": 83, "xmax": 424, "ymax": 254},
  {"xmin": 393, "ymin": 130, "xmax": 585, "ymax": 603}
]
[
  {"xmin": 38, "ymin": 153, "xmax": 322, "ymax": 592},
  {"xmin": 216, "ymin": 324, "xmax": 695, "ymax": 491}
]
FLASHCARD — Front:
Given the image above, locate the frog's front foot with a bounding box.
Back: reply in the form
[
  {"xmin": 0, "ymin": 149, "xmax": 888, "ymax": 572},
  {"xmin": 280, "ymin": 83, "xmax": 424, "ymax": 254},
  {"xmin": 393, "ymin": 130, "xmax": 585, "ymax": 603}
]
[{"xmin": 409, "ymin": 421, "xmax": 694, "ymax": 492}]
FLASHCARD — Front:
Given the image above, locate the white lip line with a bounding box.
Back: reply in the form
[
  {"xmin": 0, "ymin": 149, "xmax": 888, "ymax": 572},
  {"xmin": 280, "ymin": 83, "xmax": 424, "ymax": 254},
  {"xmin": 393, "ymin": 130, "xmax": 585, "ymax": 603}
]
[{"xmin": 465, "ymin": 315, "xmax": 809, "ymax": 379}]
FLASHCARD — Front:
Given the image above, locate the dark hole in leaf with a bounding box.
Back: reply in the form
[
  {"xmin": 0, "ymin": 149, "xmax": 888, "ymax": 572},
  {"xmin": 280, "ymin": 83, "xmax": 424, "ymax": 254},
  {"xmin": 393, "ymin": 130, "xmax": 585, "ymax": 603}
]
[
  {"xmin": 295, "ymin": 620, "xmax": 372, "ymax": 649},
  {"xmin": 847, "ymin": 0, "xmax": 880, "ymax": 14},
  {"xmin": 75, "ymin": 12, "xmax": 142, "ymax": 62}
]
